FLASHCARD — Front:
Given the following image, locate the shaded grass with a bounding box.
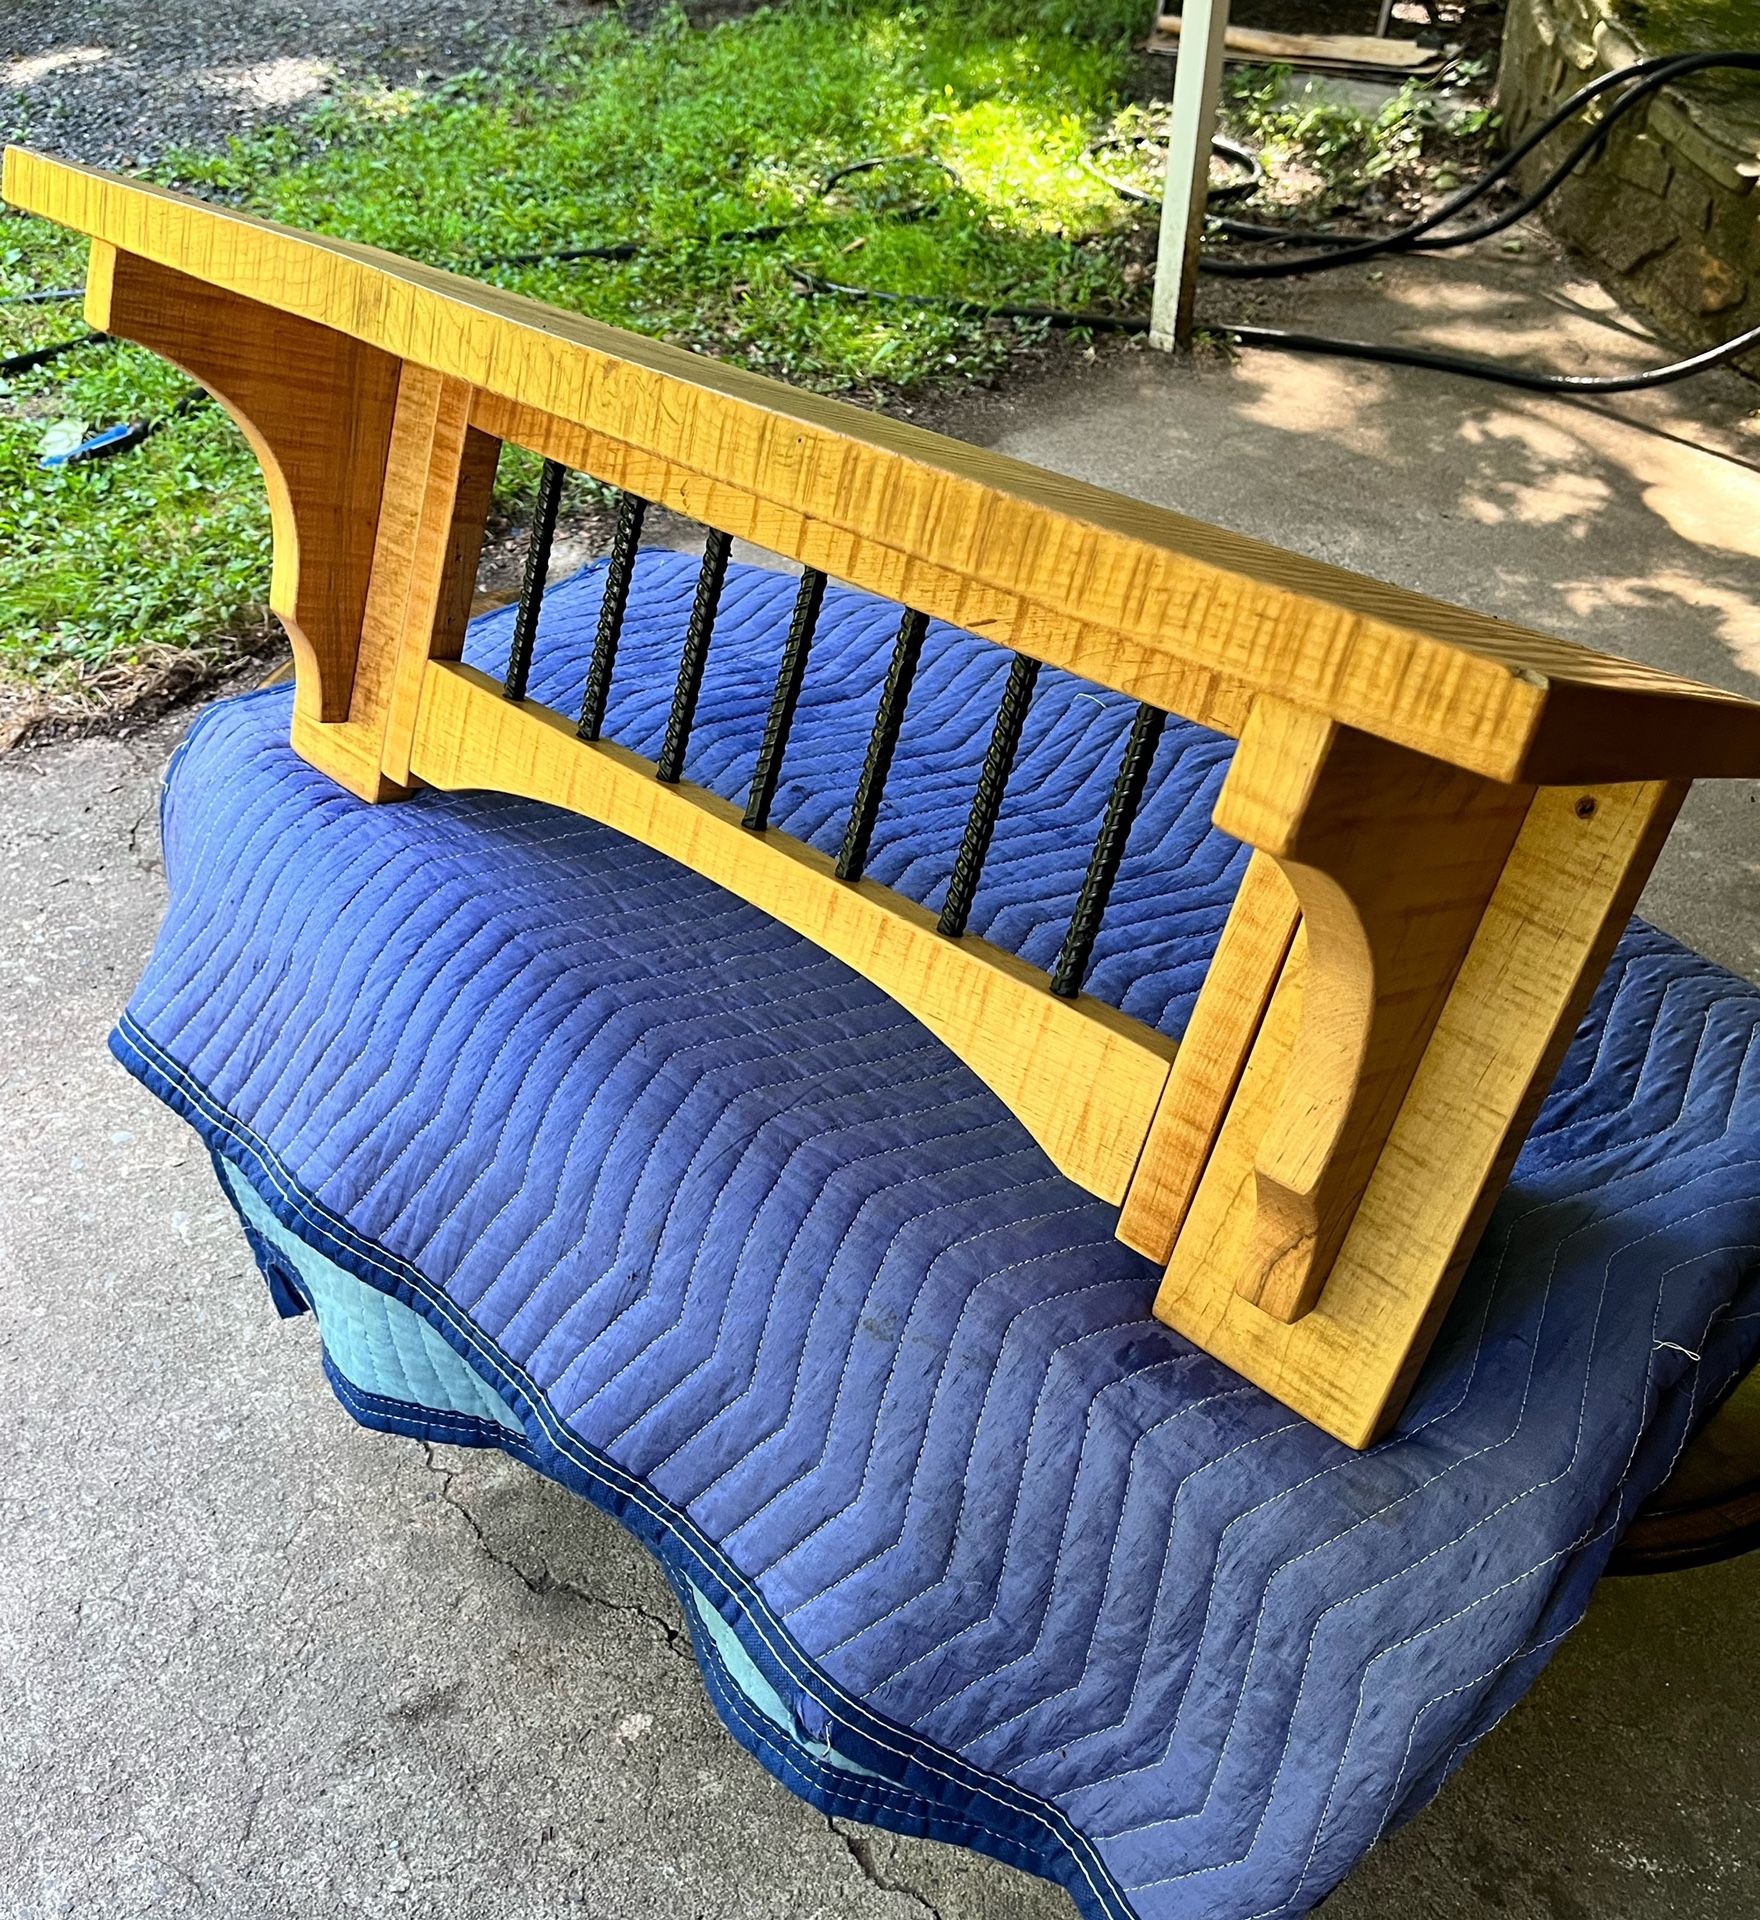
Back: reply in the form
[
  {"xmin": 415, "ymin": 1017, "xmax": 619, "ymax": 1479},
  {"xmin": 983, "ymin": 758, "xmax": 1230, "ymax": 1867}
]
[{"xmin": 1617, "ymin": 0, "xmax": 1760, "ymax": 58}]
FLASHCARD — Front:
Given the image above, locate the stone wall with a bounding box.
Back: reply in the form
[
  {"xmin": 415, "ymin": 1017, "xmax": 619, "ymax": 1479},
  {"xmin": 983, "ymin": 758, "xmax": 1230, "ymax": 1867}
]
[{"xmin": 1498, "ymin": 0, "xmax": 1759, "ymax": 367}]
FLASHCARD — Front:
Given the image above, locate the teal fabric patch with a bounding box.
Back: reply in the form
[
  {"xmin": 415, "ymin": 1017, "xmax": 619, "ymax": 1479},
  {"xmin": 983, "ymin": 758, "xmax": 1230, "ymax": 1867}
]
[
  {"xmin": 221, "ymin": 1161, "xmax": 521, "ymax": 1435},
  {"xmin": 226, "ymin": 1155, "xmax": 886, "ymax": 1786},
  {"xmin": 685, "ymin": 1584, "xmax": 885, "ymax": 1781}
]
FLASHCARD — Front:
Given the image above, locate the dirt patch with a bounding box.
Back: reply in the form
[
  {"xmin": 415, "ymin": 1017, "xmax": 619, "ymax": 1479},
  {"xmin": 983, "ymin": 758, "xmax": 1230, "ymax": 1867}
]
[
  {"xmin": 0, "ymin": 615, "xmax": 282, "ymax": 753},
  {"xmin": 2, "ymin": 0, "xmax": 608, "ymax": 168}
]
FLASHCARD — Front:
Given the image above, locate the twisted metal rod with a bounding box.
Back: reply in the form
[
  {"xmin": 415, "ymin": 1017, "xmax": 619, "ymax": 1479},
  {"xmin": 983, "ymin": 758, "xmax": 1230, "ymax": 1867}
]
[
  {"xmin": 743, "ymin": 566, "xmax": 828, "ymax": 831},
  {"xmin": 938, "ymin": 652, "xmax": 1039, "ymax": 938},
  {"xmin": 657, "ymin": 528, "xmax": 734, "ymax": 783},
  {"xmin": 576, "ymin": 490, "xmax": 648, "ymax": 740},
  {"xmin": 837, "ymin": 607, "xmax": 929, "ymax": 883},
  {"xmin": 503, "ymin": 456, "xmax": 566, "ymax": 704},
  {"xmin": 1050, "ymin": 701, "xmax": 1166, "ymax": 998}
]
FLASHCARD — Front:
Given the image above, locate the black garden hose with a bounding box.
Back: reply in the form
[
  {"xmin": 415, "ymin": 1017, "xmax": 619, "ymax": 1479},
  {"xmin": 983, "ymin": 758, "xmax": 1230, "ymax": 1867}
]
[
  {"xmin": 1085, "ymin": 129, "xmax": 1263, "ymax": 206},
  {"xmin": 788, "ymin": 266, "xmax": 1760, "ymax": 394},
  {"xmin": 37, "ymin": 389, "xmax": 210, "ymax": 467},
  {"xmin": 0, "ymin": 332, "xmax": 210, "ymax": 464},
  {"xmin": 471, "ymin": 154, "xmax": 959, "ymax": 267},
  {"xmin": 1195, "ymin": 49, "xmax": 1760, "ymax": 276},
  {"xmin": 1, "ymin": 328, "xmax": 104, "ymax": 378},
  {"xmin": 1197, "ymin": 316, "xmax": 1760, "ymax": 394},
  {"xmin": 794, "ymin": 50, "xmax": 1760, "ymax": 394}
]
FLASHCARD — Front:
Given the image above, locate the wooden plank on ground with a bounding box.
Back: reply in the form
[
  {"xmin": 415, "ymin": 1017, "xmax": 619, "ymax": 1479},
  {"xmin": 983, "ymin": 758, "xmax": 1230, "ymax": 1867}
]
[{"xmin": 1150, "ymin": 18, "xmax": 1448, "ymax": 74}]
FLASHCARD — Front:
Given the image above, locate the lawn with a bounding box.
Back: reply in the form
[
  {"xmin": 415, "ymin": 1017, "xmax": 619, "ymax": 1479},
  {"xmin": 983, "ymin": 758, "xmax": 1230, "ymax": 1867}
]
[{"xmin": 0, "ymin": 0, "xmax": 1461, "ymax": 701}]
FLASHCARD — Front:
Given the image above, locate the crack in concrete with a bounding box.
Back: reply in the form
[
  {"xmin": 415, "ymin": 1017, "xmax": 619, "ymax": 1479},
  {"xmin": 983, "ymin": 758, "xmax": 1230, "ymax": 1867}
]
[
  {"xmin": 827, "ymin": 1817, "xmax": 945, "ymax": 1920},
  {"xmin": 126, "ymin": 800, "xmax": 163, "ymax": 876},
  {"xmin": 237, "ymin": 1756, "xmax": 265, "ymax": 1851},
  {"xmin": 419, "ymin": 1444, "xmax": 691, "ymax": 1659},
  {"xmin": 137, "ymin": 1845, "xmax": 212, "ymax": 1911},
  {"xmin": 227, "ymin": 1698, "xmax": 266, "ymax": 1852}
]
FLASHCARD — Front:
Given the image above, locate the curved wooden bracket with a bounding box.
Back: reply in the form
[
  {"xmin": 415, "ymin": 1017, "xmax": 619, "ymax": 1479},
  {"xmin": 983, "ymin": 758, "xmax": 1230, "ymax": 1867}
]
[
  {"xmin": 1206, "ymin": 697, "xmax": 1531, "ymax": 1321},
  {"xmin": 1151, "ymin": 775, "xmax": 1684, "ymax": 1445},
  {"xmin": 88, "ymin": 242, "xmax": 400, "ymax": 731}
]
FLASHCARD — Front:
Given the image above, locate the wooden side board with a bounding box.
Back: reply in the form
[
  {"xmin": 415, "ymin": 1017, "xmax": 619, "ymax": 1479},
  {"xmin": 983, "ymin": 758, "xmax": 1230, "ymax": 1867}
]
[
  {"xmin": 1155, "ymin": 779, "xmax": 1686, "ymax": 1445},
  {"xmin": 1211, "ymin": 699, "xmax": 1535, "ymax": 1323},
  {"xmin": 1150, "ymin": 17, "xmax": 1448, "ymax": 74},
  {"xmin": 16, "ymin": 150, "xmax": 1759, "ymax": 1445}
]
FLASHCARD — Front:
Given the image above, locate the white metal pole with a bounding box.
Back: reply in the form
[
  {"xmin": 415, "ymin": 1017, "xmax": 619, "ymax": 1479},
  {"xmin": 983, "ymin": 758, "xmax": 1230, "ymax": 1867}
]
[{"xmin": 1148, "ymin": 0, "xmax": 1232, "ymax": 351}]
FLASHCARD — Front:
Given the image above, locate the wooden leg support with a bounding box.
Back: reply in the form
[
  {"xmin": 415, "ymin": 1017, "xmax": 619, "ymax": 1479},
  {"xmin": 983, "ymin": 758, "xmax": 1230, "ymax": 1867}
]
[
  {"xmin": 1121, "ymin": 695, "xmax": 1686, "ymax": 1446},
  {"xmin": 300, "ymin": 366, "xmax": 499, "ymax": 798},
  {"xmin": 1116, "ymin": 849, "xmax": 1300, "ymax": 1264}
]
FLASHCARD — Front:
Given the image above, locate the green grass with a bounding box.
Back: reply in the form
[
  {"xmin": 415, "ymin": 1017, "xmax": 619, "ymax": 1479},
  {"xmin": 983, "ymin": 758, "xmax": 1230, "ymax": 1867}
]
[
  {"xmin": 1611, "ymin": 0, "xmax": 1760, "ymax": 106},
  {"xmin": 0, "ymin": 0, "xmax": 1154, "ymax": 695}
]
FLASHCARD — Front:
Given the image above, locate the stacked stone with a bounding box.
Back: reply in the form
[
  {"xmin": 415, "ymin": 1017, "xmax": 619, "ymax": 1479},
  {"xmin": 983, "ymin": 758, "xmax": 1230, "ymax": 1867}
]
[{"xmin": 1498, "ymin": 0, "xmax": 1758, "ymax": 368}]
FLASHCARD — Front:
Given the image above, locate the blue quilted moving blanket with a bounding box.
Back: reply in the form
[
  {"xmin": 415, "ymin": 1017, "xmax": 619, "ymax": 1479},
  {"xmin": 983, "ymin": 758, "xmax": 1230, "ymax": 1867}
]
[{"xmin": 114, "ymin": 551, "xmax": 1760, "ymax": 1919}]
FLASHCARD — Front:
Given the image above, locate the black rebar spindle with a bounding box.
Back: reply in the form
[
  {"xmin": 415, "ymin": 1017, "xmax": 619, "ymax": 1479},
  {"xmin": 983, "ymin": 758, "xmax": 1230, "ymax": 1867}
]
[
  {"xmin": 503, "ymin": 457, "xmax": 566, "ymax": 703},
  {"xmin": 576, "ymin": 491, "xmax": 648, "ymax": 740},
  {"xmin": 656, "ymin": 528, "xmax": 733, "ymax": 784},
  {"xmin": 1049, "ymin": 701, "xmax": 1166, "ymax": 999},
  {"xmin": 836, "ymin": 607, "xmax": 928, "ymax": 882},
  {"xmin": 742, "ymin": 567, "xmax": 827, "ymax": 831},
  {"xmin": 937, "ymin": 653, "xmax": 1040, "ymax": 939}
]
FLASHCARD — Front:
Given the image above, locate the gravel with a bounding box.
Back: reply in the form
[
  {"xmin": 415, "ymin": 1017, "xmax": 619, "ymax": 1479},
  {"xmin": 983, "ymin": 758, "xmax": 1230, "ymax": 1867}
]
[{"xmin": 2, "ymin": 0, "xmax": 601, "ymax": 167}]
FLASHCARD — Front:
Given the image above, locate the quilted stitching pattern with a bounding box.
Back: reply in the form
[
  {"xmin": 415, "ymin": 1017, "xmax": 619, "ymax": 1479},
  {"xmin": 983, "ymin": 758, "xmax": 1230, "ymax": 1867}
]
[{"xmin": 111, "ymin": 554, "xmax": 1760, "ymax": 1920}]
